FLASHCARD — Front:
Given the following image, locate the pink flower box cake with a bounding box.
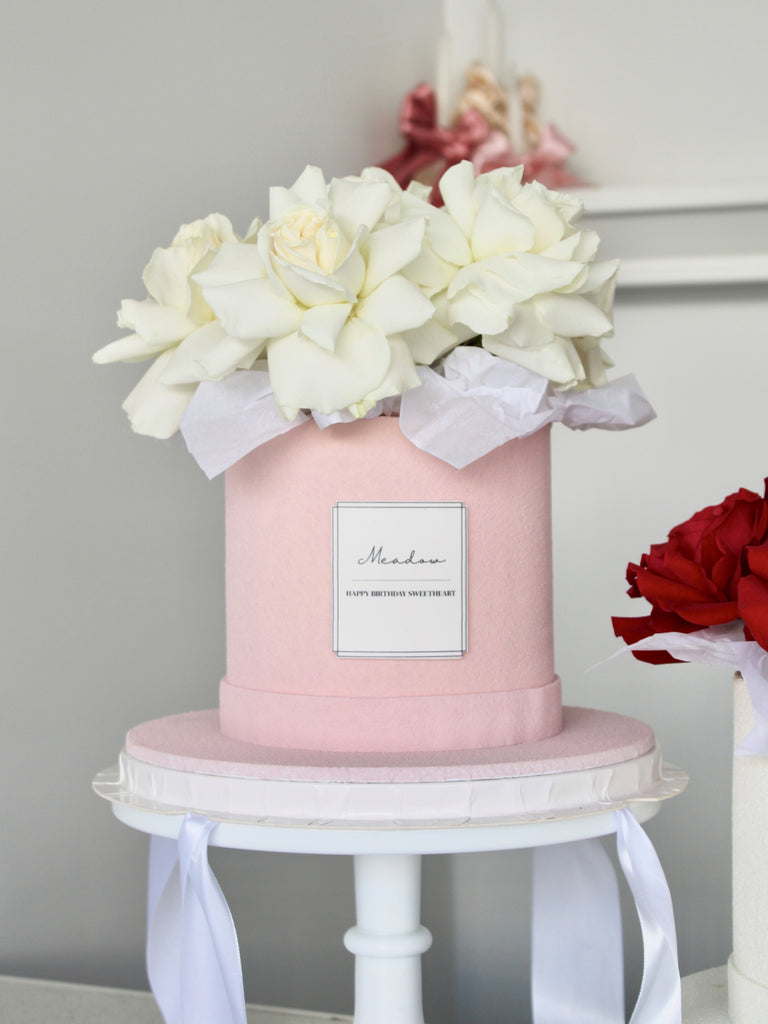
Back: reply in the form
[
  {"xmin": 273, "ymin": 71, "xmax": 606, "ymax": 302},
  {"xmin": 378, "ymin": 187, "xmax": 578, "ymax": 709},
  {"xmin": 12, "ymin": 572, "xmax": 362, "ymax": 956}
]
[
  {"xmin": 95, "ymin": 161, "xmax": 653, "ymax": 759},
  {"xmin": 221, "ymin": 418, "xmax": 559, "ymax": 753}
]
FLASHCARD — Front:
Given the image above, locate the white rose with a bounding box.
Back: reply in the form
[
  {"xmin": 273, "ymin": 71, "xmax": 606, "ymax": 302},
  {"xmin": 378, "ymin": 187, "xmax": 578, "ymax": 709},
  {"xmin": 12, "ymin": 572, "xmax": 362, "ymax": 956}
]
[
  {"xmin": 406, "ymin": 161, "xmax": 619, "ymax": 389},
  {"xmin": 357, "ymin": 168, "xmax": 475, "ymax": 367},
  {"xmin": 92, "ymin": 214, "xmax": 249, "ymax": 438},
  {"xmin": 197, "ymin": 165, "xmax": 435, "ymax": 419}
]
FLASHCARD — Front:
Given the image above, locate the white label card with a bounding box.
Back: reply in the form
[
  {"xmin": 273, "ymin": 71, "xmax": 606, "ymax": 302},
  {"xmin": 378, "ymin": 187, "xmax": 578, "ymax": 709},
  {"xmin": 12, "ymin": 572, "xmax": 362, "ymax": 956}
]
[{"xmin": 332, "ymin": 501, "xmax": 467, "ymax": 658}]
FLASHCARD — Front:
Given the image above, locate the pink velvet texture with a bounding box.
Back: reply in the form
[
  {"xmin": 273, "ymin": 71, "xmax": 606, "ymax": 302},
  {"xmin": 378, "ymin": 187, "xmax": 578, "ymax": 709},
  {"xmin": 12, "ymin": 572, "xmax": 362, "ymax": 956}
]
[{"xmin": 221, "ymin": 418, "xmax": 559, "ymax": 753}]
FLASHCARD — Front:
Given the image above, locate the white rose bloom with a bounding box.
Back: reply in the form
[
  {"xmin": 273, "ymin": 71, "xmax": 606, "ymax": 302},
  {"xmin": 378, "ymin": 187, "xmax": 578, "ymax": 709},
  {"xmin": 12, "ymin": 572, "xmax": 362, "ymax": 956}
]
[
  {"xmin": 196, "ymin": 165, "xmax": 435, "ymax": 419},
  {"xmin": 355, "ymin": 168, "xmax": 474, "ymax": 367},
  {"xmin": 93, "ymin": 213, "xmax": 246, "ymax": 438},
  {"xmin": 406, "ymin": 161, "xmax": 619, "ymax": 389}
]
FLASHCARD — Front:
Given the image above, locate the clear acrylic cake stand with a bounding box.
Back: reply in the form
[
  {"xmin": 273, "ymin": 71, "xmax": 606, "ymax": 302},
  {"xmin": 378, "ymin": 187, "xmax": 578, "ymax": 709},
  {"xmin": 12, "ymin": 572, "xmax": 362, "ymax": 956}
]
[{"xmin": 102, "ymin": 784, "xmax": 666, "ymax": 1024}]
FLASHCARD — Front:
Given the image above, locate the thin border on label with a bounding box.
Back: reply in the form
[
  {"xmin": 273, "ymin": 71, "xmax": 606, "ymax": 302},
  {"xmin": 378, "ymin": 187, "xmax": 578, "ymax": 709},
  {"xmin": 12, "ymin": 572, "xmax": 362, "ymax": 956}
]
[{"xmin": 331, "ymin": 501, "xmax": 468, "ymax": 658}]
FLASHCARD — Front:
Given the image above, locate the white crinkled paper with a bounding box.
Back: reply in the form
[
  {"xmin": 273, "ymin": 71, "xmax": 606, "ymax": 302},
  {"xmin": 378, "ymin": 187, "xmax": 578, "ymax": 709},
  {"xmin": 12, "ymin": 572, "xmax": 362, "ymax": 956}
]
[
  {"xmin": 179, "ymin": 371, "xmax": 309, "ymax": 478},
  {"xmin": 399, "ymin": 348, "xmax": 655, "ymax": 468},
  {"xmin": 180, "ymin": 348, "xmax": 655, "ymax": 478},
  {"xmin": 626, "ymin": 622, "xmax": 768, "ymax": 756}
]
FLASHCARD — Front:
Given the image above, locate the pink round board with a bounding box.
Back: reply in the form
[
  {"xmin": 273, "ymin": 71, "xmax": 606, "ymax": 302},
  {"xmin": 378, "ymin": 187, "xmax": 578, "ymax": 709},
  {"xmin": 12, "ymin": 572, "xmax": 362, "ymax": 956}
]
[{"xmin": 126, "ymin": 705, "xmax": 655, "ymax": 783}]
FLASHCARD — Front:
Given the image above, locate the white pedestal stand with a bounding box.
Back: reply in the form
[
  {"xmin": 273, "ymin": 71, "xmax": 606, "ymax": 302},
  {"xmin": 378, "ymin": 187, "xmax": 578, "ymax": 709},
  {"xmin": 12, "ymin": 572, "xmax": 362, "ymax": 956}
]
[
  {"xmin": 344, "ymin": 855, "xmax": 431, "ymax": 1024},
  {"xmin": 95, "ymin": 706, "xmax": 687, "ymax": 1022},
  {"xmin": 101, "ymin": 774, "xmax": 678, "ymax": 1024}
]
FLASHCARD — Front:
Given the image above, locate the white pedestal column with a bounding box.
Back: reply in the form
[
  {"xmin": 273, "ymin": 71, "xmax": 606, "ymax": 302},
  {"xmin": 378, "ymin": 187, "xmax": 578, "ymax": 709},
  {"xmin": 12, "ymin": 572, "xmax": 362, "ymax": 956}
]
[{"xmin": 344, "ymin": 854, "xmax": 433, "ymax": 1024}]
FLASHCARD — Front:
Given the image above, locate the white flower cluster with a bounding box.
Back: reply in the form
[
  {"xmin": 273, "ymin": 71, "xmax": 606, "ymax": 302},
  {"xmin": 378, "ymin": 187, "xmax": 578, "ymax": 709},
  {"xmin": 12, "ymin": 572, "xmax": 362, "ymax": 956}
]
[{"xmin": 95, "ymin": 162, "xmax": 618, "ymax": 439}]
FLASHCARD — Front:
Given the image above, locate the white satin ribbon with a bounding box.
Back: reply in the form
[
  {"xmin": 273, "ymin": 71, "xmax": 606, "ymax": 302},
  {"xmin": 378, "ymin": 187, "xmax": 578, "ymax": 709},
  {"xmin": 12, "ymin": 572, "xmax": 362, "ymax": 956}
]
[
  {"xmin": 615, "ymin": 808, "xmax": 681, "ymax": 1024},
  {"xmin": 143, "ymin": 810, "xmax": 678, "ymax": 1024},
  {"xmin": 532, "ymin": 837, "xmax": 625, "ymax": 1023},
  {"xmin": 532, "ymin": 810, "xmax": 680, "ymax": 1024},
  {"xmin": 146, "ymin": 813, "xmax": 247, "ymax": 1024}
]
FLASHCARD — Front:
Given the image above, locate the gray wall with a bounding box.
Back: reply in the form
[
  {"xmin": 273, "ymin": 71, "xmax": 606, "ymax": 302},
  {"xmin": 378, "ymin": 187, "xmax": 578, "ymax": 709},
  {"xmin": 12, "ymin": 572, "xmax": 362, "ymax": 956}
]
[{"xmin": 2, "ymin": 2, "xmax": 767, "ymax": 1021}]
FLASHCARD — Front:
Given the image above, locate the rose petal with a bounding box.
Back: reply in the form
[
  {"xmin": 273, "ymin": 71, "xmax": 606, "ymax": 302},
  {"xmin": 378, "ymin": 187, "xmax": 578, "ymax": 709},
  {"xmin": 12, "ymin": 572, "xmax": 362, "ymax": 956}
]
[
  {"xmin": 574, "ymin": 337, "xmax": 612, "ymax": 388},
  {"xmin": 244, "ymin": 217, "xmax": 262, "ymax": 242},
  {"xmin": 143, "ymin": 242, "xmax": 199, "ymax": 311},
  {"xmin": 438, "ymin": 161, "xmax": 477, "ymax": 239},
  {"xmin": 747, "ymin": 542, "xmax": 768, "ymax": 577},
  {"xmin": 484, "ymin": 165, "xmax": 525, "ymax": 201},
  {"xmin": 401, "ymin": 242, "xmax": 458, "ymax": 296},
  {"xmin": 329, "ymin": 176, "xmax": 392, "ymax": 235},
  {"xmin": 405, "ymin": 179, "xmax": 433, "ymax": 203},
  {"xmin": 142, "ymin": 214, "xmax": 237, "ymax": 312},
  {"xmin": 671, "ymin": 600, "xmax": 740, "ymax": 626},
  {"xmin": 402, "ymin": 192, "xmax": 473, "ymax": 266},
  {"xmin": 484, "ymin": 333, "xmax": 585, "ymax": 386},
  {"xmin": 267, "ymin": 321, "xmax": 391, "ymax": 417},
  {"xmin": 535, "ymin": 292, "xmax": 614, "ymax": 339},
  {"xmin": 362, "ymin": 217, "xmax": 426, "ymax": 296},
  {"xmin": 348, "ymin": 337, "xmax": 421, "ymax": 417},
  {"xmin": 450, "ymin": 253, "xmax": 583, "ymax": 305},
  {"xmin": 268, "ymin": 221, "xmax": 367, "ymax": 307},
  {"xmin": 289, "ymin": 165, "xmax": 330, "ymax": 206},
  {"xmin": 569, "ymin": 229, "xmax": 601, "ymax": 263},
  {"xmin": 117, "ymin": 298, "xmax": 196, "ymax": 346},
  {"xmin": 172, "ymin": 213, "xmax": 237, "ymax": 249},
  {"xmin": 471, "ymin": 180, "xmax": 536, "ymax": 260},
  {"xmin": 195, "ymin": 241, "xmax": 267, "ymax": 288},
  {"xmin": 611, "ymin": 615, "xmax": 689, "ymax": 664},
  {"xmin": 357, "ymin": 275, "xmax": 434, "ymax": 335},
  {"xmin": 122, "ymin": 349, "xmax": 197, "ymax": 439},
  {"xmin": 572, "ymin": 259, "xmax": 619, "ymax": 313},
  {"xmin": 540, "ymin": 234, "xmax": 581, "ymax": 261},
  {"xmin": 739, "ymin": 573, "xmax": 768, "ymax": 651},
  {"xmin": 550, "ymin": 189, "xmax": 584, "ymax": 225},
  {"xmin": 448, "ymin": 260, "xmax": 534, "ymax": 311},
  {"xmin": 204, "ymin": 277, "xmax": 302, "ymax": 341},
  {"xmin": 505, "ymin": 300, "xmax": 556, "ymax": 348},
  {"xmin": 401, "ymin": 316, "xmax": 464, "ymax": 366},
  {"xmin": 268, "ymin": 185, "xmax": 301, "ymax": 221},
  {"xmin": 511, "ymin": 185, "xmax": 566, "ymax": 252},
  {"xmin": 448, "ymin": 288, "xmax": 510, "ymax": 336},
  {"xmin": 299, "ymin": 303, "xmax": 352, "ymax": 352},
  {"xmin": 160, "ymin": 321, "xmax": 266, "ymax": 384},
  {"xmin": 272, "ymin": 256, "xmax": 355, "ymax": 305},
  {"xmin": 93, "ymin": 332, "xmax": 164, "ymax": 364}
]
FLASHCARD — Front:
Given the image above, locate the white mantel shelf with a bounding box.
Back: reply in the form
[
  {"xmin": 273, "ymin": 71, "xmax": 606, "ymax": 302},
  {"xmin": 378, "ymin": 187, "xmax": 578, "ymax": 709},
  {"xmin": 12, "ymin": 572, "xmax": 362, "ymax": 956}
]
[
  {"xmin": 565, "ymin": 182, "xmax": 768, "ymax": 289},
  {"xmin": 572, "ymin": 182, "xmax": 768, "ymax": 215},
  {"xmin": 619, "ymin": 253, "xmax": 768, "ymax": 289}
]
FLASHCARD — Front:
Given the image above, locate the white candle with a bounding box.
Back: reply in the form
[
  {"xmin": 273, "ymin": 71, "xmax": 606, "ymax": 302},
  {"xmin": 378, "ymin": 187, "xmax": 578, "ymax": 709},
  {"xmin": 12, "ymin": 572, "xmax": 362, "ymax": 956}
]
[
  {"xmin": 483, "ymin": 0, "xmax": 504, "ymax": 78},
  {"xmin": 435, "ymin": 29, "xmax": 453, "ymax": 127}
]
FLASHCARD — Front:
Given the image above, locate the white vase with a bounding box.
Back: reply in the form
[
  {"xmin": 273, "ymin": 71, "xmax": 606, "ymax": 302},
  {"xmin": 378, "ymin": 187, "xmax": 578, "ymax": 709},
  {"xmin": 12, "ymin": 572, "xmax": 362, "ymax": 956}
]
[{"xmin": 728, "ymin": 674, "xmax": 768, "ymax": 1021}]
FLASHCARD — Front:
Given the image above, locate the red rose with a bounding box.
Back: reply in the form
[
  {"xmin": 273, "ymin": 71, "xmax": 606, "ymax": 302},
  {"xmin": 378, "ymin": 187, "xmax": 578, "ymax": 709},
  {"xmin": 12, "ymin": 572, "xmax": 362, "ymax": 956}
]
[
  {"xmin": 738, "ymin": 541, "xmax": 768, "ymax": 652},
  {"xmin": 613, "ymin": 483, "xmax": 768, "ymax": 662}
]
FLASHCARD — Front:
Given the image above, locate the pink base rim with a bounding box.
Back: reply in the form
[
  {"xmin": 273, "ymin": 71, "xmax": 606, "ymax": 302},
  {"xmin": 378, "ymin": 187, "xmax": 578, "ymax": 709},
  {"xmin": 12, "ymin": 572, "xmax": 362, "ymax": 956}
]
[
  {"xmin": 219, "ymin": 675, "xmax": 563, "ymax": 753},
  {"xmin": 125, "ymin": 705, "xmax": 656, "ymax": 784}
]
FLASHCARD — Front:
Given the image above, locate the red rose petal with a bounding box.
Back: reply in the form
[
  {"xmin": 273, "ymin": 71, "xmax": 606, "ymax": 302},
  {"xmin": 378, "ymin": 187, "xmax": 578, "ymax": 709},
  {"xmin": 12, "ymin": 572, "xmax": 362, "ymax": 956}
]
[
  {"xmin": 671, "ymin": 599, "xmax": 740, "ymax": 626},
  {"xmin": 610, "ymin": 614, "xmax": 688, "ymax": 663},
  {"xmin": 747, "ymin": 541, "xmax": 768, "ymax": 578},
  {"xmin": 738, "ymin": 574, "xmax": 768, "ymax": 653}
]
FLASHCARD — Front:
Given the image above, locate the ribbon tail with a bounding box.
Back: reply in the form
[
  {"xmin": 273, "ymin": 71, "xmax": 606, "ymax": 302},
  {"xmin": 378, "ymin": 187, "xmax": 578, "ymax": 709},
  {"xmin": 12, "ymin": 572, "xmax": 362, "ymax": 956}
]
[
  {"xmin": 616, "ymin": 808, "xmax": 681, "ymax": 1024},
  {"xmin": 146, "ymin": 814, "xmax": 247, "ymax": 1024},
  {"xmin": 531, "ymin": 838, "xmax": 624, "ymax": 1024},
  {"xmin": 147, "ymin": 834, "xmax": 184, "ymax": 1024}
]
